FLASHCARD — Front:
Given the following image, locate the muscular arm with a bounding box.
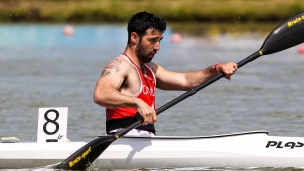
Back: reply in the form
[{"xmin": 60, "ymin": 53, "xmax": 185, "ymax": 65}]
[
  {"xmin": 147, "ymin": 62, "xmax": 237, "ymax": 91},
  {"xmin": 94, "ymin": 56, "xmax": 157, "ymax": 125},
  {"xmin": 94, "ymin": 57, "xmax": 140, "ymax": 108}
]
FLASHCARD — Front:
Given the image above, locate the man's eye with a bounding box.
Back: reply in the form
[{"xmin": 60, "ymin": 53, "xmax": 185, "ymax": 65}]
[{"xmin": 150, "ymin": 39, "xmax": 156, "ymax": 43}]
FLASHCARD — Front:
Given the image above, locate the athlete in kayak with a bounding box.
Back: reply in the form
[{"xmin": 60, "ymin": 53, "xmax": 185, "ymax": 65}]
[{"xmin": 94, "ymin": 11, "xmax": 238, "ymax": 136}]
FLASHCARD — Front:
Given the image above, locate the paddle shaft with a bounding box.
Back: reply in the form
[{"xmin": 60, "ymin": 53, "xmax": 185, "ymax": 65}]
[{"xmin": 116, "ymin": 51, "xmax": 261, "ymax": 138}]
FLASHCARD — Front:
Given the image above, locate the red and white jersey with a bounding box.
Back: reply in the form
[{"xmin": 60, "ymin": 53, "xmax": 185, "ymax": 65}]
[{"xmin": 106, "ymin": 54, "xmax": 156, "ymax": 120}]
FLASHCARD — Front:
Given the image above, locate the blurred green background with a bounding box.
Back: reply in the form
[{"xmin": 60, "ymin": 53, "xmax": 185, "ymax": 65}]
[{"xmin": 0, "ymin": 0, "xmax": 303, "ymax": 23}]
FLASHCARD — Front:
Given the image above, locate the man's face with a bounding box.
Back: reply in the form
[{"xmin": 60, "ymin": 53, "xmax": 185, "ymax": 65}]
[{"xmin": 136, "ymin": 28, "xmax": 163, "ymax": 63}]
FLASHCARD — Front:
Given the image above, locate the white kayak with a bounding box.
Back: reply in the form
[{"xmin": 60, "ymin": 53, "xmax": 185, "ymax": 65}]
[{"xmin": 1, "ymin": 130, "xmax": 304, "ymax": 169}]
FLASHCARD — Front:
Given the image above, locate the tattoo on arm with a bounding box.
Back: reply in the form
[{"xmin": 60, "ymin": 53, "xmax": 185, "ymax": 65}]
[{"xmin": 101, "ymin": 59, "xmax": 121, "ymax": 77}]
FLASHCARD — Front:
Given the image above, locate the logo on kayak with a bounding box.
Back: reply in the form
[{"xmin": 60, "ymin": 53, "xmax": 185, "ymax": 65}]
[
  {"xmin": 69, "ymin": 146, "xmax": 92, "ymax": 167},
  {"xmin": 266, "ymin": 141, "xmax": 304, "ymax": 149}
]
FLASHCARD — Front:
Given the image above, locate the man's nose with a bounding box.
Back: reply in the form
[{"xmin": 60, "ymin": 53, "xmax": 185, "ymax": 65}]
[{"xmin": 153, "ymin": 41, "xmax": 160, "ymax": 50}]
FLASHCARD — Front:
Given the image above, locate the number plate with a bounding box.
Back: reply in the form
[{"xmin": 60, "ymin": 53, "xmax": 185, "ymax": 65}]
[{"xmin": 37, "ymin": 108, "xmax": 68, "ymax": 143}]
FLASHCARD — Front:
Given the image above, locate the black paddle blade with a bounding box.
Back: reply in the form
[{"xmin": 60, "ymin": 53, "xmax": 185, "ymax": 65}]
[
  {"xmin": 56, "ymin": 135, "xmax": 116, "ymax": 170},
  {"xmin": 261, "ymin": 10, "xmax": 304, "ymax": 55}
]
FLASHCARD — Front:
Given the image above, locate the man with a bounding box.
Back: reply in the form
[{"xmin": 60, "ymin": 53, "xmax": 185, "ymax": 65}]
[{"xmin": 94, "ymin": 11, "xmax": 238, "ymax": 136}]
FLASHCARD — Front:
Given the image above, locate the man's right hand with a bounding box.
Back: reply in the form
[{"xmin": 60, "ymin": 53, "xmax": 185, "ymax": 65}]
[{"xmin": 136, "ymin": 99, "xmax": 157, "ymax": 125}]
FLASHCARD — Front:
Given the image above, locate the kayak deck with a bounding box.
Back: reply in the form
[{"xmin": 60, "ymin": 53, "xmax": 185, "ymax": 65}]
[{"xmin": 2, "ymin": 130, "xmax": 304, "ymax": 169}]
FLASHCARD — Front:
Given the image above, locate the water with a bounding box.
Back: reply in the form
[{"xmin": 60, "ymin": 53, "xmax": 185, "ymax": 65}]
[{"xmin": 1, "ymin": 23, "xmax": 304, "ymax": 170}]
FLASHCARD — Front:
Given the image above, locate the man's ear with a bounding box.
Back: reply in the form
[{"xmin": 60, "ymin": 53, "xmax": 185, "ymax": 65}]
[{"xmin": 130, "ymin": 32, "xmax": 139, "ymax": 44}]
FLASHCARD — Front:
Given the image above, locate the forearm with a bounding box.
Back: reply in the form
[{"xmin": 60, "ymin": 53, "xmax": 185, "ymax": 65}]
[
  {"xmin": 185, "ymin": 65, "xmax": 218, "ymax": 89},
  {"xmin": 94, "ymin": 88, "xmax": 140, "ymax": 109},
  {"xmin": 185, "ymin": 62, "xmax": 238, "ymax": 89},
  {"xmin": 153, "ymin": 62, "xmax": 236, "ymax": 91}
]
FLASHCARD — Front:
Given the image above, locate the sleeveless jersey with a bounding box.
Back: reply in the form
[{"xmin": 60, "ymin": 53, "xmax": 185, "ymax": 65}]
[{"xmin": 106, "ymin": 54, "xmax": 156, "ymax": 120}]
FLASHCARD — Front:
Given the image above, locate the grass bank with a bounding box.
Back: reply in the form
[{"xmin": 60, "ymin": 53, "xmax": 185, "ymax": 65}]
[{"xmin": 0, "ymin": 0, "xmax": 303, "ymax": 23}]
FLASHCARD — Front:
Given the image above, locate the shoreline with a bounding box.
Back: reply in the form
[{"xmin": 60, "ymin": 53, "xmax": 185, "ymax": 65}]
[{"xmin": 0, "ymin": 0, "xmax": 303, "ymax": 23}]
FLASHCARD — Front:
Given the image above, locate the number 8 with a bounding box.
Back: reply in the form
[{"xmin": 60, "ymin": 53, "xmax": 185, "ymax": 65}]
[{"xmin": 43, "ymin": 109, "xmax": 60, "ymax": 135}]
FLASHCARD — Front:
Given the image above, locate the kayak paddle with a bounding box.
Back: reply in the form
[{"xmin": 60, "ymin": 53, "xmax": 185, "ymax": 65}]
[{"xmin": 56, "ymin": 10, "xmax": 304, "ymax": 170}]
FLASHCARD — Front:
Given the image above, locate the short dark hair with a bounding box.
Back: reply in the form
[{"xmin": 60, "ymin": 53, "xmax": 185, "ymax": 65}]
[{"xmin": 127, "ymin": 11, "xmax": 166, "ymax": 44}]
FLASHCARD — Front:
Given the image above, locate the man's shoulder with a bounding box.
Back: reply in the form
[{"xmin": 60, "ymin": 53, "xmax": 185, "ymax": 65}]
[
  {"xmin": 108, "ymin": 55, "xmax": 134, "ymax": 72},
  {"xmin": 146, "ymin": 62, "xmax": 161, "ymax": 71},
  {"xmin": 113, "ymin": 55, "xmax": 126, "ymax": 61},
  {"xmin": 109, "ymin": 55, "xmax": 131, "ymax": 66}
]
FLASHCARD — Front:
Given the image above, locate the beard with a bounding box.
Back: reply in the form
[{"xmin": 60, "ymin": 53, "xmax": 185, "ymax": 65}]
[{"xmin": 135, "ymin": 41, "xmax": 156, "ymax": 63}]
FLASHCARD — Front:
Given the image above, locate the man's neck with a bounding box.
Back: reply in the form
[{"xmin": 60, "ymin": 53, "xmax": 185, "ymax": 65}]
[{"xmin": 124, "ymin": 46, "xmax": 144, "ymax": 69}]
